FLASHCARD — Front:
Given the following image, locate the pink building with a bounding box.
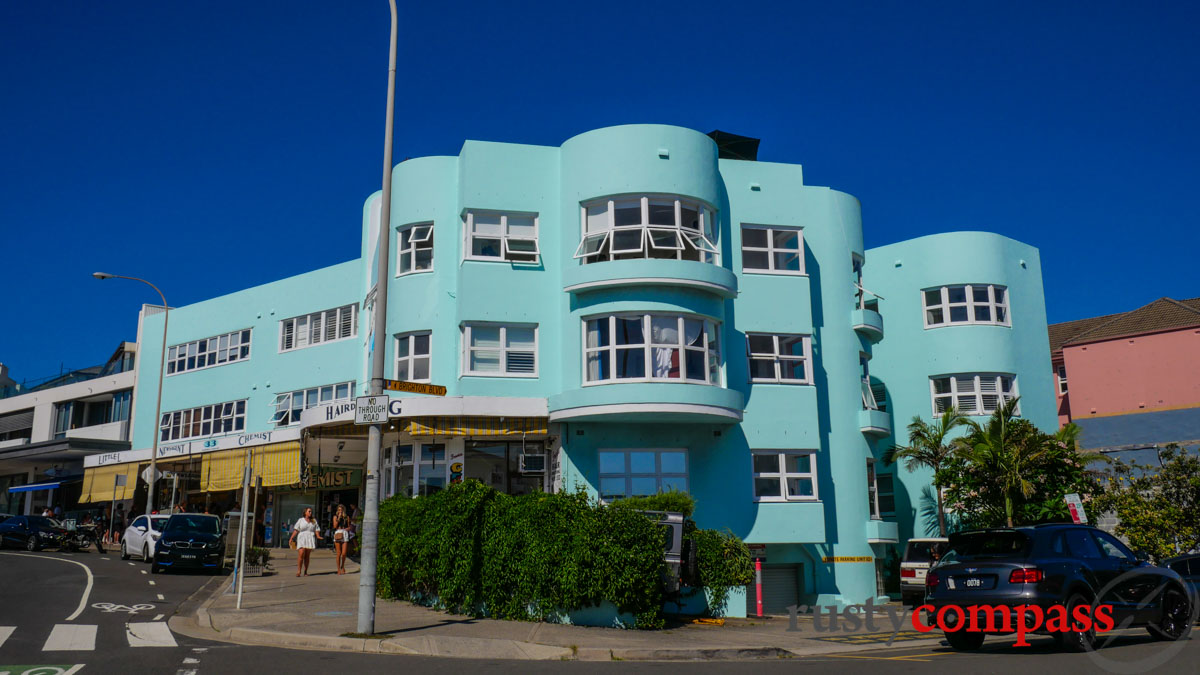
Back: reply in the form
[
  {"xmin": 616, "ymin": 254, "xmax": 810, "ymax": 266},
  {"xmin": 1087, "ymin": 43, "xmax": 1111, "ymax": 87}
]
[{"xmin": 1048, "ymin": 297, "xmax": 1200, "ymax": 449}]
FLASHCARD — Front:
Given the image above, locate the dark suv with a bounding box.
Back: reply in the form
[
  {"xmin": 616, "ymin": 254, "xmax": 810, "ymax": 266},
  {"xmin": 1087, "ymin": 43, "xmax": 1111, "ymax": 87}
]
[{"xmin": 924, "ymin": 525, "xmax": 1194, "ymax": 651}]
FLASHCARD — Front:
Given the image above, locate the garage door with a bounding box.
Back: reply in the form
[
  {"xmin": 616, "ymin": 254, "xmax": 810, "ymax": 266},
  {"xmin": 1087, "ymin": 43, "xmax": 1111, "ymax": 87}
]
[{"xmin": 747, "ymin": 564, "xmax": 801, "ymax": 615}]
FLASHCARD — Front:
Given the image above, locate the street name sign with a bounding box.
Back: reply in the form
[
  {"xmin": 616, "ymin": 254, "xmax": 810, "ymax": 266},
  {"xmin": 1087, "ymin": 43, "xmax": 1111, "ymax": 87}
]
[
  {"xmin": 354, "ymin": 395, "xmax": 390, "ymax": 424},
  {"xmin": 383, "ymin": 379, "xmax": 447, "ymax": 396}
]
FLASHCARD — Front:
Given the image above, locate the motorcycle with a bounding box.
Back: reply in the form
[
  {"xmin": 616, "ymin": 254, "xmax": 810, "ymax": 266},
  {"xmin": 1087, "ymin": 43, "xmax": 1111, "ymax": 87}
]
[{"xmin": 62, "ymin": 520, "xmax": 105, "ymax": 553}]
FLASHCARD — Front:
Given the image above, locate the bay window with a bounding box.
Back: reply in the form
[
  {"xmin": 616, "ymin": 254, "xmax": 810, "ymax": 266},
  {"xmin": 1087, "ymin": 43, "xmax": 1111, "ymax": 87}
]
[
  {"xmin": 574, "ymin": 195, "xmax": 717, "ymax": 264},
  {"xmin": 930, "ymin": 373, "xmax": 1018, "ymax": 416},
  {"xmin": 584, "ymin": 314, "xmax": 720, "ymax": 384},
  {"xmin": 923, "ymin": 284, "xmax": 1009, "ymax": 327}
]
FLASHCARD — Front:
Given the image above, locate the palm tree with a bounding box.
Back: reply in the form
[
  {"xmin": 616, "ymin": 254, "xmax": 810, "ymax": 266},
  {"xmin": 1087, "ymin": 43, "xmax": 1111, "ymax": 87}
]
[
  {"xmin": 884, "ymin": 408, "xmax": 968, "ymax": 537},
  {"xmin": 954, "ymin": 397, "xmax": 1046, "ymax": 527}
]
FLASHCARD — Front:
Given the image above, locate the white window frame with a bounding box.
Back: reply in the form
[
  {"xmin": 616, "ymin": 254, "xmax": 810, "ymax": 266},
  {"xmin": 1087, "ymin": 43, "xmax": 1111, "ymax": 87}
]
[
  {"xmin": 922, "ymin": 284, "xmax": 1010, "ymax": 328},
  {"xmin": 746, "ymin": 333, "xmax": 812, "ymax": 384},
  {"xmin": 395, "ymin": 331, "xmax": 432, "ymax": 383},
  {"xmin": 583, "ymin": 313, "xmax": 721, "ymax": 386},
  {"xmin": 751, "ymin": 450, "xmax": 818, "ymax": 502},
  {"xmin": 396, "ymin": 222, "xmax": 434, "ymax": 276},
  {"xmin": 740, "ymin": 224, "xmax": 805, "ymax": 275},
  {"xmin": 159, "ymin": 399, "xmax": 247, "ymax": 442},
  {"xmin": 1057, "ymin": 364, "xmax": 1068, "ymax": 395},
  {"xmin": 381, "ymin": 443, "xmax": 445, "ymax": 499},
  {"xmin": 279, "ymin": 304, "xmax": 358, "ymax": 352},
  {"xmin": 574, "ymin": 195, "xmax": 718, "ymax": 264},
  {"xmin": 463, "ymin": 211, "xmax": 540, "ymax": 264},
  {"xmin": 930, "ymin": 373, "xmax": 1019, "ymax": 416},
  {"xmin": 270, "ymin": 382, "xmax": 356, "ymax": 427},
  {"xmin": 461, "ymin": 323, "xmax": 538, "ymax": 378},
  {"xmin": 597, "ymin": 448, "xmax": 689, "ymax": 501},
  {"xmin": 166, "ymin": 329, "xmax": 253, "ymax": 376}
]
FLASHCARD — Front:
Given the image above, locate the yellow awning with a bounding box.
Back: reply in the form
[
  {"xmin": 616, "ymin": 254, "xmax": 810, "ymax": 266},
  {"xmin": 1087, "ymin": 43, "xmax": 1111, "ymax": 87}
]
[
  {"xmin": 79, "ymin": 464, "xmax": 140, "ymax": 504},
  {"xmin": 404, "ymin": 416, "xmax": 548, "ymax": 437},
  {"xmin": 201, "ymin": 441, "xmax": 301, "ymax": 492}
]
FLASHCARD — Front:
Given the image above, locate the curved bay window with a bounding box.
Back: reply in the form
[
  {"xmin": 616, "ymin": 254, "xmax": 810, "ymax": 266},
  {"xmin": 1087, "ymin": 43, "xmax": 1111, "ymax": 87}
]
[
  {"xmin": 584, "ymin": 313, "xmax": 720, "ymax": 384},
  {"xmin": 574, "ymin": 195, "xmax": 718, "ymax": 264}
]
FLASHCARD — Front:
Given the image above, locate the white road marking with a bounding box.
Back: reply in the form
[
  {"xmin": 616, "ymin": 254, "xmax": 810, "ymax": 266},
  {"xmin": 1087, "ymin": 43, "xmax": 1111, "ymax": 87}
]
[
  {"xmin": 126, "ymin": 621, "xmax": 178, "ymax": 648},
  {"xmin": 140, "ymin": 570, "xmax": 148, "ymax": 575},
  {"xmin": 157, "ymin": 593, "xmax": 165, "ymax": 600},
  {"xmin": 0, "ymin": 626, "xmax": 14, "ymax": 649},
  {"xmin": 183, "ymin": 657, "xmax": 200, "ymax": 664},
  {"xmin": 64, "ymin": 666, "xmax": 86, "ymax": 675},
  {"xmin": 148, "ymin": 580, "xmax": 156, "ymax": 585},
  {"xmin": 0, "ymin": 552, "xmax": 94, "ymax": 621},
  {"xmin": 176, "ymin": 670, "xmax": 197, "ymax": 675},
  {"xmin": 43, "ymin": 623, "xmax": 97, "ymax": 651},
  {"xmin": 154, "ymin": 613, "xmax": 165, "ymax": 621},
  {"xmin": 192, "ymin": 647, "xmax": 208, "ymax": 652},
  {"xmin": 128, "ymin": 562, "xmax": 136, "ymax": 566}
]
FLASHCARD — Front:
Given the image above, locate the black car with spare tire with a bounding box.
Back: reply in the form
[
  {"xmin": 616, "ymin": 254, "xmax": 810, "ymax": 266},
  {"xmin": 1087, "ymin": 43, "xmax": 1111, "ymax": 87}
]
[{"xmin": 923, "ymin": 524, "xmax": 1194, "ymax": 652}]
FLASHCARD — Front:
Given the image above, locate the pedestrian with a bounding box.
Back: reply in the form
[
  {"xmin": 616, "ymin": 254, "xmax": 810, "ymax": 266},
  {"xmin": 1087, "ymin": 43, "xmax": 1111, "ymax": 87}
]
[
  {"xmin": 42, "ymin": 507, "xmax": 54, "ymax": 518},
  {"xmin": 289, "ymin": 507, "xmax": 322, "ymax": 577},
  {"xmin": 52, "ymin": 504, "xmax": 63, "ymax": 518},
  {"xmin": 111, "ymin": 504, "xmax": 125, "ymax": 545},
  {"xmin": 332, "ymin": 504, "xmax": 351, "ymax": 575}
]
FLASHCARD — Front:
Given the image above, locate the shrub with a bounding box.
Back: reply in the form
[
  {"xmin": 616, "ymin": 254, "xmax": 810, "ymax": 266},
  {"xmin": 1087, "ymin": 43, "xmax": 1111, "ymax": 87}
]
[
  {"xmin": 609, "ymin": 489, "xmax": 696, "ymax": 517},
  {"xmin": 681, "ymin": 528, "xmax": 753, "ymax": 615},
  {"xmin": 377, "ymin": 481, "xmax": 667, "ymax": 628}
]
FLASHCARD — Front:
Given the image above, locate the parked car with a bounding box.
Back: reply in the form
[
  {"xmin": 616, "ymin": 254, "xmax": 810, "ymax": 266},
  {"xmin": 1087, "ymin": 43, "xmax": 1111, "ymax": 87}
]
[
  {"xmin": 925, "ymin": 525, "xmax": 1194, "ymax": 652},
  {"xmin": 1164, "ymin": 553, "xmax": 1200, "ymax": 608},
  {"xmin": 901, "ymin": 537, "xmax": 948, "ymax": 606},
  {"xmin": 0, "ymin": 515, "xmax": 69, "ymax": 551},
  {"xmin": 0, "ymin": 513, "xmax": 12, "ymax": 524},
  {"xmin": 152, "ymin": 514, "xmax": 225, "ymax": 574},
  {"xmin": 122, "ymin": 514, "xmax": 171, "ymax": 562}
]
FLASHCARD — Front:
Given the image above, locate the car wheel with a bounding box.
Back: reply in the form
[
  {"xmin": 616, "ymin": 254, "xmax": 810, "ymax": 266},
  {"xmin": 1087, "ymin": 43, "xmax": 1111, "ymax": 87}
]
[
  {"xmin": 1147, "ymin": 587, "xmax": 1193, "ymax": 642},
  {"xmin": 25, "ymin": 536, "xmax": 40, "ymax": 552},
  {"xmin": 121, "ymin": 541, "xmax": 130, "ymax": 560},
  {"xmin": 151, "ymin": 562, "xmax": 162, "ymax": 574},
  {"xmin": 143, "ymin": 545, "xmax": 152, "ymax": 563},
  {"xmin": 944, "ymin": 629, "xmax": 985, "ymax": 651},
  {"xmin": 1060, "ymin": 593, "xmax": 1096, "ymax": 652}
]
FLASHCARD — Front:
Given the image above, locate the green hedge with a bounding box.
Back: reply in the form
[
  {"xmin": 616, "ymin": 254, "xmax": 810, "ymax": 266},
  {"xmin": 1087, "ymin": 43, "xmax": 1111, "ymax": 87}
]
[{"xmin": 377, "ymin": 481, "xmax": 752, "ymax": 628}]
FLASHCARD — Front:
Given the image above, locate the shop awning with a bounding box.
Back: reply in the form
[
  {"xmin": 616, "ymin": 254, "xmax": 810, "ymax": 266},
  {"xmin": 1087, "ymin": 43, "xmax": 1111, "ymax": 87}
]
[
  {"xmin": 8, "ymin": 480, "xmax": 64, "ymax": 493},
  {"xmin": 406, "ymin": 416, "xmax": 547, "ymax": 436},
  {"xmin": 79, "ymin": 464, "xmax": 141, "ymax": 504},
  {"xmin": 201, "ymin": 441, "xmax": 301, "ymax": 492}
]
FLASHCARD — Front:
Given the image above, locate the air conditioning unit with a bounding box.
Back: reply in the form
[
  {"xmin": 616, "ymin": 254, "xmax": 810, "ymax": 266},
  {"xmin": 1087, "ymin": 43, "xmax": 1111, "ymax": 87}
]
[{"xmin": 519, "ymin": 453, "xmax": 546, "ymax": 474}]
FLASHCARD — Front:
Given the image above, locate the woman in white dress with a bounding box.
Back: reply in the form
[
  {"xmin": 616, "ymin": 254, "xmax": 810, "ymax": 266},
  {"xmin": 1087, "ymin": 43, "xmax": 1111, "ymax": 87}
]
[{"xmin": 289, "ymin": 507, "xmax": 322, "ymax": 577}]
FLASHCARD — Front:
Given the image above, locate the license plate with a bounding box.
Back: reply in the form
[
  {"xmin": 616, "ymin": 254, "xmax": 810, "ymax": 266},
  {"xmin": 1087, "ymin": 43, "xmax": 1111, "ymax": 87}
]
[
  {"xmin": 180, "ymin": 554, "xmax": 197, "ymax": 560},
  {"xmin": 965, "ymin": 577, "xmax": 983, "ymax": 588}
]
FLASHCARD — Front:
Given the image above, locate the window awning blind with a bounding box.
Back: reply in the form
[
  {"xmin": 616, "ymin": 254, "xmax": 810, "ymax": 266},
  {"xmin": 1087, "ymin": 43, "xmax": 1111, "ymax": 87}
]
[
  {"xmin": 79, "ymin": 464, "xmax": 140, "ymax": 503},
  {"xmin": 201, "ymin": 441, "xmax": 301, "ymax": 492},
  {"xmin": 404, "ymin": 416, "xmax": 548, "ymax": 437}
]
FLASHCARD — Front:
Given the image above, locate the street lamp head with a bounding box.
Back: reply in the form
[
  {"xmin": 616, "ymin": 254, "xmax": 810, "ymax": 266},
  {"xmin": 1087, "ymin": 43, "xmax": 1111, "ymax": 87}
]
[{"xmin": 92, "ymin": 272, "xmax": 114, "ymax": 280}]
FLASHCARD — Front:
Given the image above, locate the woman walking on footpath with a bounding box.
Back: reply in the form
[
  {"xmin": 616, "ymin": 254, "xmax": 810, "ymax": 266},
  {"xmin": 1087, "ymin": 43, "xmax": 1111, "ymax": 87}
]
[
  {"xmin": 289, "ymin": 507, "xmax": 322, "ymax": 577},
  {"xmin": 331, "ymin": 504, "xmax": 351, "ymax": 575}
]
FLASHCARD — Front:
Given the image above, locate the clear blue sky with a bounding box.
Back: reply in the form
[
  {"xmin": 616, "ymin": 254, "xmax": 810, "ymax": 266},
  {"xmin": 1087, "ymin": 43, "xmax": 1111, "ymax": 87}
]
[{"xmin": 2, "ymin": 2, "xmax": 1196, "ymax": 381}]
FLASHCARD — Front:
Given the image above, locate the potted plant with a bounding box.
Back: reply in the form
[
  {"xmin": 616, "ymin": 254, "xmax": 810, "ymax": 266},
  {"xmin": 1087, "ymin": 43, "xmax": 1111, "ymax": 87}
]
[{"xmin": 243, "ymin": 546, "xmax": 272, "ymax": 576}]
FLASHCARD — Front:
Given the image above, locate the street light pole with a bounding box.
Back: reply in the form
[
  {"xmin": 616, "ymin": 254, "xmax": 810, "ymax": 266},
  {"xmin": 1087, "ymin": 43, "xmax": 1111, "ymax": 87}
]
[
  {"xmin": 93, "ymin": 272, "xmax": 169, "ymax": 518},
  {"xmin": 358, "ymin": 0, "xmax": 399, "ymax": 635}
]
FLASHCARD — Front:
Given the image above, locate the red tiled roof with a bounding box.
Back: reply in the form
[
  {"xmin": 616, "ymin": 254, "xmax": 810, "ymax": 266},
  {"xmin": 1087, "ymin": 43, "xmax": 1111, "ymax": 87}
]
[{"xmin": 1049, "ymin": 297, "xmax": 1200, "ymax": 352}]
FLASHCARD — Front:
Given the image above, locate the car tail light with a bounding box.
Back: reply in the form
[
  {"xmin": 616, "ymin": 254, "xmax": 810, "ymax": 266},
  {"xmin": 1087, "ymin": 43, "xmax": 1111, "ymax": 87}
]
[
  {"xmin": 901, "ymin": 568, "xmax": 916, "ymax": 578},
  {"xmin": 1009, "ymin": 568, "xmax": 1044, "ymax": 584},
  {"xmin": 926, "ymin": 572, "xmax": 939, "ymax": 588}
]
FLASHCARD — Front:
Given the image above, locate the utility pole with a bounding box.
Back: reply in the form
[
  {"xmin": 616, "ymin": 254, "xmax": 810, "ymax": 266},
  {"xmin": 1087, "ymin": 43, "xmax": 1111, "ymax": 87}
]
[{"xmin": 358, "ymin": 0, "xmax": 399, "ymax": 635}]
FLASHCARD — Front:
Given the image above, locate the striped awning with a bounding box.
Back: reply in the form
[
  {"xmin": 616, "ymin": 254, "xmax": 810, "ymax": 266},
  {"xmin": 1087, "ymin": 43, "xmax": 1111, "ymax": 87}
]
[
  {"xmin": 79, "ymin": 464, "xmax": 141, "ymax": 504},
  {"xmin": 308, "ymin": 417, "xmax": 548, "ymax": 438},
  {"xmin": 403, "ymin": 416, "xmax": 547, "ymax": 437},
  {"xmin": 201, "ymin": 441, "xmax": 301, "ymax": 492}
]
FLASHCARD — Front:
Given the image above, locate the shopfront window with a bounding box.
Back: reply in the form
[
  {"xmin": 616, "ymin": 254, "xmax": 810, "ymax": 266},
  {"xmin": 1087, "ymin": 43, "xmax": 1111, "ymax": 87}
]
[{"xmin": 464, "ymin": 441, "xmax": 544, "ymax": 495}]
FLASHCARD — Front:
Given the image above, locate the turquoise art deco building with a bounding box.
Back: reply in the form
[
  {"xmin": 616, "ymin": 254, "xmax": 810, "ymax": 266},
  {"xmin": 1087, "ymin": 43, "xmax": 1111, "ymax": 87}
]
[{"xmin": 85, "ymin": 124, "xmax": 1054, "ymax": 616}]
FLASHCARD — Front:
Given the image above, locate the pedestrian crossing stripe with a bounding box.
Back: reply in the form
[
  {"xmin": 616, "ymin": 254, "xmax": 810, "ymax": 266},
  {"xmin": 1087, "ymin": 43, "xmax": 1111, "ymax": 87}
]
[
  {"xmin": 42, "ymin": 624, "xmax": 97, "ymax": 651},
  {"xmin": 0, "ymin": 623, "xmax": 177, "ymax": 651}
]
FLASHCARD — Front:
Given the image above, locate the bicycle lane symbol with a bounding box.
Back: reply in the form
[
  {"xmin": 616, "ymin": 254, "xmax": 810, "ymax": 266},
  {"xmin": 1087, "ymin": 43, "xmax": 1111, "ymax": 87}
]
[{"xmin": 91, "ymin": 603, "xmax": 155, "ymax": 614}]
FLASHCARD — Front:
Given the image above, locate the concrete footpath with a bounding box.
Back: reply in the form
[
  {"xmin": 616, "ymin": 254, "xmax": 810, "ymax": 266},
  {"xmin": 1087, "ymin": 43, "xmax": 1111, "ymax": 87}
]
[{"xmin": 170, "ymin": 549, "xmax": 943, "ymax": 661}]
